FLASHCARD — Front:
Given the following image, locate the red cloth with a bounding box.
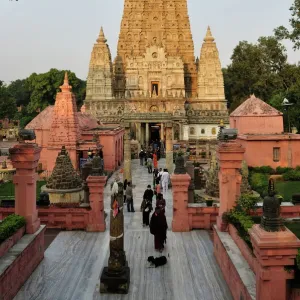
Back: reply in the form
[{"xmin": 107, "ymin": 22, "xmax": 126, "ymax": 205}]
[{"xmin": 153, "ymin": 153, "xmax": 158, "ymax": 169}]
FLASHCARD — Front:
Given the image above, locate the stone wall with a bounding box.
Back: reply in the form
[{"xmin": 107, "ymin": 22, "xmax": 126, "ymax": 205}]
[{"xmin": 0, "ymin": 226, "xmax": 45, "ymax": 300}]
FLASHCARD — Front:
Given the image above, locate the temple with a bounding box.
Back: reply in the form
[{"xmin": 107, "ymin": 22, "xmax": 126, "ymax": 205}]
[
  {"xmin": 26, "ymin": 73, "xmax": 124, "ymax": 172},
  {"xmin": 84, "ymin": 0, "xmax": 229, "ymax": 156}
]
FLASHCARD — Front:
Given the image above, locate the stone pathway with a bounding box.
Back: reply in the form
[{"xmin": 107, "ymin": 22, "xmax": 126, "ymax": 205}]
[{"xmin": 14, "ymin": 159, "xmax": 232, "ymax": 300}]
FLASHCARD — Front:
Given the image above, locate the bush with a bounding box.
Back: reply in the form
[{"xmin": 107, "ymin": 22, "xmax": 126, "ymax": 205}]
[
  {"xmin": 238, "ymin": 194, "xmax": 259, "ymax": 214},
  {"xmin": 250, "ymin": 166, "xmax": 275, "ymax": 174},
  {"xmin": 282, "ymin": 170, "xmax": 300, "ymax": 181},
  {"xmin": 276, "ymin": 166, "xmax": 293, "ymax": 174},
  {"xmin": 0, "ymin": 214, "xmax": 26, "ymax": 243},
  {"xmin": 249, "ymin": 172, "xmax": 269, "ymax": 197}
]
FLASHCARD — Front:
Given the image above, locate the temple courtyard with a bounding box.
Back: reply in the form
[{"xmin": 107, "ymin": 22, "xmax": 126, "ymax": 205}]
[{"xmin": 14, "ymin": 159, "xmax": 232, "ymax": 300}]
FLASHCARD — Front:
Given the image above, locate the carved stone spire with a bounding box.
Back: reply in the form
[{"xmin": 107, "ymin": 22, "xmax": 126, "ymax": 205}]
[
  {"xmin": 84, "ymin": 26, "xmax": 114, "ymax": 111},
  {"xmin": 48, "ymin": 73, "xmax": 80, "ymax": 149},
  {"xmin": 116, "ymin": 0, "xmax": 197, "ymax": 96},
  {"xmin": 197, "ymin": 26, "xmax": 226, "ymax": 103}
]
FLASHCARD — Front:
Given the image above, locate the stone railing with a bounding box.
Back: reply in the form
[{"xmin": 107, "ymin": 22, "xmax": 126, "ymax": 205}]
[{"xmin": 0, "ymin": 169, "xmax": 16, "ymax": 181}]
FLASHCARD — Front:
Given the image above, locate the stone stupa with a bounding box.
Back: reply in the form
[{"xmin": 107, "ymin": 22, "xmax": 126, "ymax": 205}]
[
  {"xmin": 45, "ymin": 146, "xmax": 83, "ymax": 205},
  {"xmin": 205, "ymin": 153, "xmax": 220, "ymax": 198},
  {"xmin": 240, "ymin": 160, "xmax": 252, "ymax": 194}
]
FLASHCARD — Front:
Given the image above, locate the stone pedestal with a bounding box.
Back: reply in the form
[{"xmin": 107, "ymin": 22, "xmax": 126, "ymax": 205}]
[
  {"xmin": 249, "ymin": 225, "xmax": 300, "ymax": 300},
  {"xmin": 216, "ymin": 141, "xmax": 245, "ymax": 231},
  {"xmin": 186, "ymin": 161, "xmax": 195, "ymax": 203},
  {"xmin": 165, "ymin": 123, "xmax": 173, "ymax": 173},
  {"xmin": 123, "ymin": 124, "xmax": 132, "ymax": 182},
  {"xmin": 9, "ymin": 143, "xmax": 41, "ymax": 234},
  {"xmin": 171, "ymin": 173, "xmax": 191, "ymax": 232},
  {"xmin": 86, "ymin": 175, "xmax": 107, "ymax": 232}
]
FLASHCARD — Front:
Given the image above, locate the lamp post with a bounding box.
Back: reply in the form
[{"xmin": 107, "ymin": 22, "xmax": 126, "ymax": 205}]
[{"xmin": 282, "ymin": 98, "xmax": 294, "ymax": 133}]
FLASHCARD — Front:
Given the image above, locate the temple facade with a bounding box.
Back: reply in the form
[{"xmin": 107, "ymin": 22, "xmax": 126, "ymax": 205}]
[{"xmin": 84, "ymin": 0, "xmax": 228, "ymax": 154}]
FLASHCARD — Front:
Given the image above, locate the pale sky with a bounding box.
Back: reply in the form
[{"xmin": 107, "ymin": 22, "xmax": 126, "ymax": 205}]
[{"xmin": 0, "ymin": 0, "xmax": 298, "ymax": 83}]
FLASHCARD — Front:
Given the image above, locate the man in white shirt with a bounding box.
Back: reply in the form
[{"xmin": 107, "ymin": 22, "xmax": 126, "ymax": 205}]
[{"xmin": 161, "ymin": 169, "xmax": 170, "ymax": 197}]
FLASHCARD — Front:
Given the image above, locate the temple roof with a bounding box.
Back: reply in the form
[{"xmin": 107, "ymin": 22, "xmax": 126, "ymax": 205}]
[
  {"xmin": 26, "ymin": 106, "xmax": 99, "ymax": 131},
  {"xmin": 230, "ymin": 95, "xmax": 283, "ymax": 117}
]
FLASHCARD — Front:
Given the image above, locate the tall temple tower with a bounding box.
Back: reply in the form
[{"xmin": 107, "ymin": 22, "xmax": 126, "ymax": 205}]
[
  {"xmin": 116, "ymin": 0, "xmax": 197, "ymax": 97},
  {"xmin": 84, "ymin": 0, "xmax": 229, "ymax": 153}
]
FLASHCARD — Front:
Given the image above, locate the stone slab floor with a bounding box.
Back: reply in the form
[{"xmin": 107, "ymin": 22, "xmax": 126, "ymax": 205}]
[{"xmin": 14, "ymin": 159, "xmax": 232, "ymax": 300}]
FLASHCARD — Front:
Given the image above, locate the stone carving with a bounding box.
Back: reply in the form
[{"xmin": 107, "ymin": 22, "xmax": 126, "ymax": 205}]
[
  {"xmin": 260, "ymin": 179, "xmax": 283, "ymax": 232},
  {"xmin": 174, "ymin": 154, "xmax": 186, "ymax": 174},
  {"xmin": 46, "ymin": 146, "xmax": 82, "ymax": 190},
  {"xmin": 205, "ymin": 153, "xmax": 220, "ymax": 197},
  {"xmin": 240, "ymin": 160, "xmax": 251, "ymax": 194}
]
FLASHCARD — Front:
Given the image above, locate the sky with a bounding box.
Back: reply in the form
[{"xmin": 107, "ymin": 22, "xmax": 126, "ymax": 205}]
[{"xmin": 0, "ymin": 0, "xmax": 299, "ymax": 83}]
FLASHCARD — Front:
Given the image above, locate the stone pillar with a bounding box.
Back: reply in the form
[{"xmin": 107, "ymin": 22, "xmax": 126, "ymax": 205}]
[
  {"xmin": 165, "ymin": 123, "xmax": 173, "ymax": 173},
  {"xmin": 136, "ymin": 123, "xmax": 141, "ymax": 152},
  {"xmin": 179, "ymin": 122, "xmax": 183, "ymax": 140},
  {"xmin": 217, "ymin": 141, "xmax": 245, "ymax": 231},
  {"xmin": 249, "ymin": 225, "xmax": 300, "ymax": 300},
  {"xmin": 145, "ymin": 122, "xmax": 149, "ymax": 146},
  {"xmin": 9, "ymin": 143, "xmax": 41, "ymax": 234},
  {"xmin": 171, "ymin": 173, "xmax": 191, "ymax": 232},
  {"xmin": 86, "ymin": 175, "xmax": 107, "ymax": 232},
  {"xmin": 140, "ymin": 124, "xmax": 145, "ymax": 147},
  {"xmin": 186, "ymin": 161, "xmax": 195, "ymax": 203},
  {"xmin": 80, "ymin": 160, "xmax": 92, "ymax": 207},
  {"xmin": 123, "ymin": 123, "xmax": 132, "ymax": 182},
  {"xmin": 160, "ymin": 122, "xmax": 164, "ymax": 141}
]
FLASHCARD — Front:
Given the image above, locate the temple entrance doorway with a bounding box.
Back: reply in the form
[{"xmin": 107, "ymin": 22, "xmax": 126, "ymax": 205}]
[
  {"xmin": 151, "ymin": 81, "xmax": 159, "ymax": 96},
  {"xmin": 150, "ymin": 123, "xmax": 160, "ymax": 144}
]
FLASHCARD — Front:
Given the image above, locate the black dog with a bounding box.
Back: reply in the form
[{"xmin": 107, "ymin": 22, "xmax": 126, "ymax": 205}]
[{"xmin": 147, "ymin": 256, "xmax": 167, "ymax": 268}]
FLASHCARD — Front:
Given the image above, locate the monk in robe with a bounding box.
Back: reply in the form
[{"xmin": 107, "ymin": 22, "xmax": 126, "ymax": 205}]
[
  {"xmin": 153, "ymin": 152, "xmax": 158, "ymax": 169},
  {"xmin": 150, "ymin": 207, "xmax": 168, "ymax": 252}
]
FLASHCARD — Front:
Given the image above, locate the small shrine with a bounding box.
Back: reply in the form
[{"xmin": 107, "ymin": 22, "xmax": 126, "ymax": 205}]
[
  {"xmin": 205, "ymin": 154, "xmax": 219, "ymax": 198},
  {"xmin": 45, "ymin": 146, "xmax": 83, "ymax": 206}
]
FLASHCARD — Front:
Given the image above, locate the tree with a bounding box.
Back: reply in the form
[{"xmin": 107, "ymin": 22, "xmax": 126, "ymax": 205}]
[
  {"xmin": 0, "ymin": 81, "xmax": 17, "ymax": 120},
  {"xmin": 224, "ymin": 37, "xmax": 288, "ymax": 111},
  {"xmin": 275, "ymin": 0, "xmax": 300, "ymax": 50},
  {"xmin": 6, "ymin": 79, "xmax": 30, "ymax": 106},
  {"xmin": 25, "ymin": 69, "xmax": 86, "ymax": 113}
]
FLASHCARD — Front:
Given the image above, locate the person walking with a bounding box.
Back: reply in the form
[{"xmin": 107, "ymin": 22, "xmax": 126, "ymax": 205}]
[
  {"xmin": 142, "ymin": 199, "xmax": 153, "ymax": 226},
  {"xmin": 153, "ymin": 152, "xmax": 158, "ymax": 169},
  {"xmin": 139, "ymin": 150, "xmax": 145, "ymax": 166},
  {"xmin": 123, "ymin": 179, "xmax": 128, "ymax": 203},
  {"xmin": 126, "ymin": 181, "xmax": 135, "ymax": 212},
  {"xmin": 150, "ymin": 207, "xmax": 168, "ymax": 252},
  {"xmin": 147, "ymin": 156, "xmax": 153, "ymax": 173},
  {"xmin": 161, "ymin": 169, "xmax": 170, "ymax": 197}
]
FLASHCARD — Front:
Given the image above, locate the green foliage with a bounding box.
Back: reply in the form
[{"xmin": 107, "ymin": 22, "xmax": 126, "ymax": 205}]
[
  {"xmin": 250, "ymin": 166, "xmax": 275, "ymax": 174},
  {"xmin": 249, "ymin": 172, "xmax": 269, "ymax": 197},
  {"xmin": 227, "ymin": 209, "xmax": 254, "ymax": 246},
  {"xmin": 238, "ymin": 194, "xmax": 259, "ymax": 214},
  {"xmin": 274, "ymin": 0, "xmax": 300, "ymax": 50},
  {"xmin": 6, "ymin": 79, "xmax": 30, "ymax": 106},
  {"xmin": 282, "ymin": 170, "xmax": 300, "ymax": 181},
  {"xmin": 276, "ymin": 166, "xmax": 293, "ymax": 174},
  {"xmin": 0, "ymin": 81, "xmax": 17, "ymax": 120},
  {"xmin": 25, "ymin": 69, "xmax": 86, "ymax": 113},
  {"xmin": 0, "ymin": 214, "xmax": 26, "ymax": 243}
]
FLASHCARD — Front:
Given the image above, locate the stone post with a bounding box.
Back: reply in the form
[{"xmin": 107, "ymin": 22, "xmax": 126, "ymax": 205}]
[
  {"xmin": 145, "ymin": 122, "xmax": 149, "ymax": 146},
  {"xmin": 9, "ymin": 143, "xmax": 41, "ymax": 234},
  {"xmin": 80, "ymin": 160, "xmax": 92, "ymax": 207},
  {"xmin": 216, "ymin": 141, "xmax": 245, "ymax": 231},
  {"xmin": 171, "ymin": 173, "xmax": 191, "ymax": 232},
  {"xmin": 186, "ymin": 161, "xmax": 195, "ymax": 203},
  {"xmin": 249, "ymin": 225, "xmax": 300, "ymax": 300},
  {"xmin": 123, "ymin": 123, "xmax": 132, "ymax": 182},
  {"xmin": 165, "ymin": 123, "xmax": 173, "ymax": 173},
  {"xmin": 160, "ymin": 122, "xmax": 164, "ymax": 141},
  {"xmin": 86, "ymin": 175, "xmax": 107, "ymax": 232}
]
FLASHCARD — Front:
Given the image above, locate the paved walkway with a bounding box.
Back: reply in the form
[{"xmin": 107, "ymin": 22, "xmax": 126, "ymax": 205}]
[{"xmin": 15, "ymin": 159, "xmax": 232, "ymax": 300}]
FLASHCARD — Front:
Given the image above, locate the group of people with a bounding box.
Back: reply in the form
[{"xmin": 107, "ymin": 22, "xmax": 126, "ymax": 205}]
[
  {"xmin": 153, "ymin": 168, "xmax": 170, "ymax": 197},
  {"xmin": 139, "ymin": 149, "xmax": 159, "ymax": 173},
  {"xmin": 141, "ymin": 185, "xmax": 168, "ymax": 252}
]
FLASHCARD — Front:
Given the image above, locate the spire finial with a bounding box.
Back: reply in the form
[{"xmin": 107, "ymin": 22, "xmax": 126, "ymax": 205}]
[
  {"xmin": 60, "ymin": 71, "xmax": 72, "ymax": 92},
  {"xmin": 204, "ymin": 26, "xmax": 215, "ymax": 42},
  {"xmin": 97, "ymin": 26, "xmax": 107, "ymax": 43},
  {"xmin": 64, "ymin": 72, "xmax": 69, "ymax": 85}
]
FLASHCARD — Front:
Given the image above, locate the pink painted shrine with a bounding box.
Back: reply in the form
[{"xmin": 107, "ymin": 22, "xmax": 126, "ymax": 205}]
[
  {"xmin": 26, "ymin": 73, "xmax": 124, "ymax": 172},
  {"xmin": 230, "ymin": 95, "xmax": 300, "ymax": 168}
]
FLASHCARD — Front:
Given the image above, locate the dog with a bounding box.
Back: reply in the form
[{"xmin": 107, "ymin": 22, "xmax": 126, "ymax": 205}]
[{"xmin": 147, "ymin": 256, "xmax": 167, "ymax": 268}]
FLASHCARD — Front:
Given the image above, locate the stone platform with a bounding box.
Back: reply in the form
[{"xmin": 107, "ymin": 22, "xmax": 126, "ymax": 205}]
[{"xmin": 14, "ymin": 159, "xmax": 232, "ymax": 300}]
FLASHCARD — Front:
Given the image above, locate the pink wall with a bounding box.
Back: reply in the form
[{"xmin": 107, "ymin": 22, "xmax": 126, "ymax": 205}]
[
  {"xmin": 0, "ymin": 226, "xmax": 45, "ymax": 300},
  {"xmin": 238, "ymin": 135, "xmax": 300, "ymax": 168},
  {"xmin": 230, "ymin": 115, "xmax": 284, "ymax": 134}
]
